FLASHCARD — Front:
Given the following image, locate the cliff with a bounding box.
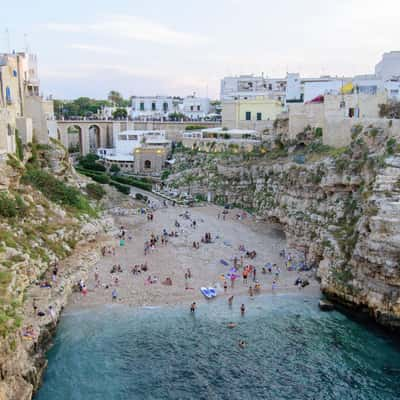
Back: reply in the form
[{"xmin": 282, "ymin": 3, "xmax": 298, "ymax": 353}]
[
  {"xmin": 0, "ymin": 139, "xmax": 113, "ymax": 399},
  {"xmin": 168, "ymin": 125, "xmax": 400, "ymax": 330}
]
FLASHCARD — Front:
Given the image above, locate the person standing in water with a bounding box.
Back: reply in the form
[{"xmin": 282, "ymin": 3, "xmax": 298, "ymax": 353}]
[
  {"xmin": 190, "ymin": 302, "xmax": 196, "ymax": 313},
  {"xmin": 228, "ymin": 296, "xmax": 234, "ymax": 306},
  {"xmin": 240, "ymin": 304, "xmax": 246, "ymax": 315}
]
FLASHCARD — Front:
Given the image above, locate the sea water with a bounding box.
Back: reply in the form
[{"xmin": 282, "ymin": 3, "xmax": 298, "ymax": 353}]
[{"xmin": 36, "ymin": 294, "xmax": 400, "ymax": 400}]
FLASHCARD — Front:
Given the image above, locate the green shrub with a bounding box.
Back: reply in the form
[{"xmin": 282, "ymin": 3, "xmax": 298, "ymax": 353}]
[
  {"xmin": 15, "ymin": 130, "xmax": 23, "ymax": 161},
  {"xmin": 109, "ymin": 180, "xmax": 131, "ymax": 195},
  {"xmin": 110, "ymin": 164, "xmax": 121, "ymax": 174},
  {"xmin": 92, "ymin": 174, "xmax": 110, "ymax": 184},
  {"xmin": 79, "ymin": 160, "xmax": 106, "ymax": 172},
  {"xmin": 86, "ymin": 183, "xmax": 106, "ymax": 200},
  {"xmin": 112, "ymin": 175, "xmax": 152, "ymax": 191},
  {"xmin": 21, "ymin": 168, "xmax": 95, "ymax": 215},
  {"xmin": 386, "ymin": 137, "xmax": 397, "ymax": 155},
  {"xmin": 161, "ymin": 170, "xmax": 171, "ymax": 181},
  {"xmin": 185, "ymin": 125, "xmax": 205, "ymax": 131},
  {"xmin": 314, "ymin": 127, "xmax": 323, "ymax": 138},
  {"xmin": 0, "ymin": 193, "xmax": 17, "ymax": 218}
]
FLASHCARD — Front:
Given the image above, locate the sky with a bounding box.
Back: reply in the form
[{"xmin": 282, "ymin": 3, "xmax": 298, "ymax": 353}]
[{"xmin": 1, "ymin": 0, "xmax": 400, "ymax": 100}]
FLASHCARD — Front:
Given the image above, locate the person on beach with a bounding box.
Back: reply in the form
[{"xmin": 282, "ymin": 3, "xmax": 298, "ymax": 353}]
[
  {"xmin": 230, "ymin": 274, "xmax": 235, "ymax": 288},
  {"xmin": 190, "ymin": 302, "xmax": 196, "ymax": 313},
  {"xmin": 52, "ymin": 266, "xmax": 58, "ymax": 283},
  {"xmin": 240, "ymin": 304, "xmax": 245, "ymax": 315},
  {"xmin": 224, "ymin": 280, "xmax": 228, "ymax": 293},
  {"xmin": 228, "ymin": 296, "xmax": 234, "ymax": 306},
  {"xmin": 253, "ymin": 267, "xmax": 257, "ymax": 282},
  {"xmin": 243, "ymin": 270, "xmax": 248, "ymax": 284},
  {"xmin": 272, "ymin": 280, "xmax": 277, "ymax": 291},
  {"xmin": 249, "ymin": 286, "xmax": 254, "ymax": 297},
  {"xmin": 112, "ymin": 288, "xmax": 117, "ymax": 301}
]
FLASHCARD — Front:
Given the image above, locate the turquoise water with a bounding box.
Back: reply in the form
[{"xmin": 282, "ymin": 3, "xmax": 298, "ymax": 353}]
[{"xmin": 36, "ymin": 294, "xmax": 400, "ymax": 400}]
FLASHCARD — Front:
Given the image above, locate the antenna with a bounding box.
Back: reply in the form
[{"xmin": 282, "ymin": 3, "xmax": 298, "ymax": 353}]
[
  {"xmin": 5, "ymin": 28, "xmax": 10, "ymax": 53},
  {"xmin": 24, "ymin": 33, "xmax": 30, "ymax": 53}
]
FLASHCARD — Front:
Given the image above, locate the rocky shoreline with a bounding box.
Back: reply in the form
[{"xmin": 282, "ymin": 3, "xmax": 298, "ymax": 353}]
[{"xmin": 0, "ymin": 216, "xmax": 114, "ymax": 400}]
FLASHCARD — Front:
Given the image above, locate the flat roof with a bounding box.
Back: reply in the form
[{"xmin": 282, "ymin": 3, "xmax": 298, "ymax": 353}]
[{"xmin": 104, "ymin": 155, "xmax": 134, "ymax": 162}]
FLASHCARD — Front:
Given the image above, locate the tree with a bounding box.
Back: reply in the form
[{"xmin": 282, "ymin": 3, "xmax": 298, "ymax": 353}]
[
  {"xmin": 168, "ymin": 112, "xmax": 186, "ymax": 121},
  {"xmin": 108, "ymin": 90, "xmax": 124, "ymax": 106},
  {"xmin": 110, "ymin": 164, "xmax": 121, "ymax": 174},
  {"xmin": 112, "ymin": 108, "xmax": 128, "ymax": 120}
]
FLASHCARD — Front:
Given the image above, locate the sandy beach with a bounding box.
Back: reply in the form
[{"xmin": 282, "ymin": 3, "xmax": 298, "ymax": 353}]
[{"xmin": 67, "ymin": 203, "xmax": 320, "ymax": 310}]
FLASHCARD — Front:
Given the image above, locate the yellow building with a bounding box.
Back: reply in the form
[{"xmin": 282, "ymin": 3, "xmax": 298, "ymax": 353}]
[{"xmin": 222, "ymin": 96, "xmax": 284, "ymax": 131}]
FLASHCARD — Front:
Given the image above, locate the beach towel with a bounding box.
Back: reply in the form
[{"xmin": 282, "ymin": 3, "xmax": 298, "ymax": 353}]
[
  {"xmin": 223, "ymin": 241, "xmax": 232, "ymax": 247},
  {"xmin": 220, "ymin": 259, "xmax": 229, "ymax": 266}
]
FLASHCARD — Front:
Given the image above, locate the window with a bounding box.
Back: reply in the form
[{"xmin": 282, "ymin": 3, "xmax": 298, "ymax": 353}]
[
  {"xmin": 128, "ymin": 135, "xmax": 138, "ymax": 140},
  {"xmin": 256, "ymin": 112, "xmax": 262, "ymax": 121},
  {"xmin": 7, "ymin": 124, "xmax": 13, "ymax": 136},
  {"xmin": 197, "ymin": 105, "xmax": 200, "ymax": 111},
  {"xmin": 5, "ymin": 87, "xmax": 11, "ymax": 104},
  {"xmin": 12, "ymin": 70, "xmax": 17, "ymax": 77},
  {"xmin": 140, "ymin": 102, "xmax": 145, "ymax": 111},
  {"xmin": 245, "ymin": 111, "xmax": 251, "ymax": 121},
  {"xmin": 118, "ymin": 135, "xmax": 127, "ymax": 140},
  {"xmin": 163, "ymin": 102, "xmax": 168, "ymax": 112},
  {"xmin": 152, "ymin": 102, "xmax": 156, "ymax": 111},
  {"xmin": 190, "ymin": 105, "xmax": 194, "ymax": 111},
  {"xmin": 268, "ymin": 84, "xmax": 272, "ymax": 90},
  {"xmin": 144, "ymin": 160, "xmax": 152, "ymax": 169}
]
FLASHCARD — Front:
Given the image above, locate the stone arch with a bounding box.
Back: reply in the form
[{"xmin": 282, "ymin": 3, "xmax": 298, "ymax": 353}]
[
  {"xmin": 66, "ymin": 125, "xmax": 83, "ymax": 154},
  {"xmin": 144, "ymin": 159, "xmax": 152, "ymax": 169},
  {"xmin": 88, "ymin": 124, "xmax": 101, "ymax": 152}
]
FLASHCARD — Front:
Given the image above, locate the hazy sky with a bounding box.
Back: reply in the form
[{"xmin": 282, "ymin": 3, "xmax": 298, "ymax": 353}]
[{"xmin": 2, "ymin": 0, "xmax": 399, "ymax": 99}]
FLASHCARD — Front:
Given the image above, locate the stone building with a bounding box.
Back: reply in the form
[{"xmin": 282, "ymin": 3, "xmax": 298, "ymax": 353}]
[
  {"xmin": 133, "ymin": 146, "xmax": 168, "ymax": 175},
  {"xmin": 0, "ymin": 51, "xmax": 55, "ymax": 157}
]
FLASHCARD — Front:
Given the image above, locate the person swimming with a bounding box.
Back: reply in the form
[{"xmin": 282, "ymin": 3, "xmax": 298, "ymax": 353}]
[
  {"xmin": 239, "ymin": 339, "xmax": 246, "ymax": 349},
  {"xmin": 227, "ymin": 322, "xmax": 237, "ymax": 329}
]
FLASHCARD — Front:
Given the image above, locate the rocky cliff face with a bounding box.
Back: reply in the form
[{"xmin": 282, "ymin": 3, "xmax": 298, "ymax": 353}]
[
  {"xmin": 0, "ymin": 139, "xmax": 114, "ymax": 399},
  {"xmin": 168, "ymin": 126, "xmax": 400, "ymax": 330}
]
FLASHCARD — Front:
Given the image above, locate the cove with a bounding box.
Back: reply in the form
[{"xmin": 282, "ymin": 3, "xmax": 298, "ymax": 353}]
[{"xmin": 36, "ymin": 294, "xmax": 400, "ymax": 400}]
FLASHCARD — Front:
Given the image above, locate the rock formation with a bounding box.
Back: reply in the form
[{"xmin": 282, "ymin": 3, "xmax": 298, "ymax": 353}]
[{"xmin": 168, "ymin": 125, "xmax": 400, "ymax": 330}]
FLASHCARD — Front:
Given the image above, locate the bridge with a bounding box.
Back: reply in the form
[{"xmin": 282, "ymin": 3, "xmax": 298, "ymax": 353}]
[{"xmin": 56, "ymin": 120, "xmax": 220, "ymax": 155}]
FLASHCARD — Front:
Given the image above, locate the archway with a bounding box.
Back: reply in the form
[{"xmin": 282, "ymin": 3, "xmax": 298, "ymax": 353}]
[
  {"xmin": 67, "ymin": 125, "xmax": 82, "ymax": 155},
  {"xmin": 144, "ymin": 160, "xmax": 152, "ymax": 169},
  {"xmin": 88, "ymin": 125, "xmax": 101, "ymax": 152}
]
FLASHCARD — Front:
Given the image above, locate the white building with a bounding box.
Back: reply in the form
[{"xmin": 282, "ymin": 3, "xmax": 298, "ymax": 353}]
[
  {"xmin": 222, "ymin": 51, "xmax": 400, "ymax": 106},
  {"xmin": 97, "ymin": 129, "xmax": 170, "ymax": 172},
  {"xmin": 130, "ymin": 96, "xmax": 181, "ymax": 120},
  {"xmin": 220, "ymin": 74, "xmax": 286, "ymax": 102},
  {"xmin": 182, "ymin": 96, "xmax": 210, "ymax": 120},
  {"xmin": 375, "ymin": 51, "xmax": 400, "ymax": 81}
]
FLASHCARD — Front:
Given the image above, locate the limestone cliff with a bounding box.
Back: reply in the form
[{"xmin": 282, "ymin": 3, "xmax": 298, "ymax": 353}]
[
  {"xmin": 0, "ymin": 139, "xmax": 112, "ymax": 399},
  {"xmin": 168, "ymin": 125, "xmax": 400, "ymax": 330}
]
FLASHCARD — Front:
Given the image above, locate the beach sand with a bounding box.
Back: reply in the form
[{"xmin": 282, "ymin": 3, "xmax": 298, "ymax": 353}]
[{"xmin": 68, "ymin": 204, "xmax": 320, "ymax": 310}]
